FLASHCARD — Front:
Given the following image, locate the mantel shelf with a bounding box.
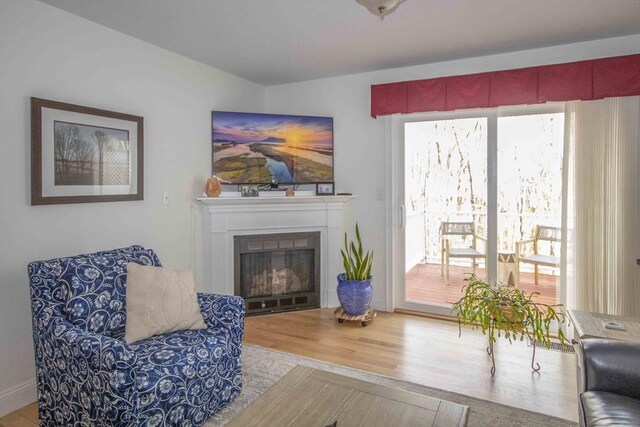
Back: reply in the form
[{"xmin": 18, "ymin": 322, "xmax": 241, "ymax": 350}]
[{"xmin": 197, "ymin": 194, "xmax": 355, "ymax": 207}]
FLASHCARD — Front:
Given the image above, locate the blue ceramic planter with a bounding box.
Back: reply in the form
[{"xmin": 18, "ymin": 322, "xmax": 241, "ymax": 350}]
[{"xmin": 337, "ymin": 273, "xmax": 373, "ymax": 316}]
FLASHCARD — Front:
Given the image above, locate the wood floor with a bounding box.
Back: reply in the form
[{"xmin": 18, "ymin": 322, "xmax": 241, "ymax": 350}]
[
  {"xmin": 0, "ymin": 309, "xmax": 578, "ymax": 426},
  {"xmin": 245, "ymin": 308, "xmax": 577, "ymax": 422},
  {"xmin": 406, "ymin": 262, "xmax": 560, "ymax": 307}
]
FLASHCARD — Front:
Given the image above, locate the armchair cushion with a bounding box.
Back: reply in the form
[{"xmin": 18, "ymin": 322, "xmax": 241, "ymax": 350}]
[
  {"xmin": 130, "ymin": 327, "xmax": 242, "ymax": 425},
  {"xmin": 581, "ymin": 392, "xmax": 640, "ymax": 427}
]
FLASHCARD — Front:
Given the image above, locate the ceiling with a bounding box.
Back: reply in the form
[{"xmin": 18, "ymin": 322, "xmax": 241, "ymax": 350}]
[{"xmin": 41, "ymin": 0, "xmax": 640, "ymax": 86}]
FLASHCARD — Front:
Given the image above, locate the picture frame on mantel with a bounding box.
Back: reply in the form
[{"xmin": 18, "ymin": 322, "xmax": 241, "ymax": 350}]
[
  {"xmin": 316, "ymin": 182, "xmax": 335, "ymax": 196},
  {"xmin": 31, "ymin": 97, "xmax": 144, "ymax": 205}
]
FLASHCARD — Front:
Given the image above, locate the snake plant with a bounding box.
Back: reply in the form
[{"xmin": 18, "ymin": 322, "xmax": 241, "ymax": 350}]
[{"xmin": 341, "ymin": 223, "xmax": 373, "ymax": 281}]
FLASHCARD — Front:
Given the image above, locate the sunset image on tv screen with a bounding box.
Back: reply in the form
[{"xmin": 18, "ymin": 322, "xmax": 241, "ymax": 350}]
[{"xmin": 212, "ymin": 111, "xmax": 334, "ymax": 184}]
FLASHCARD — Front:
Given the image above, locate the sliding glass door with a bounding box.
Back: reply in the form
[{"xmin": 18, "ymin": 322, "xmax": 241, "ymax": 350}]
[
  {"xmin": 395, "ymin": 105, "xmax": 565, "ymax": 315},
  {"xmin": 497, "ymin": 111, "xmax": 564, "ymax": 306},
  {"xmin": 404, "ymin": 117, "xmax": 488, "ymax": 309}
]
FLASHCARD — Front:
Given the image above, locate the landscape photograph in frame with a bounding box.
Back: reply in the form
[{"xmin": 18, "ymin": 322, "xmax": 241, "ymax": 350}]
[{"xmin": 212, "ymin": 111, "xmax": 334, "ymax": 184}]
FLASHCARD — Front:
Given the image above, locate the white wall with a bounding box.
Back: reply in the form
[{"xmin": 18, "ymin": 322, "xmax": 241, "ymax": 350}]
[
  {"xmin": 265, "ymin": 34, "xmax": 640, "ymax": 311},
  {"xmin": 0, "ymin": 0, "xmax": 265, "ymax": 415}
]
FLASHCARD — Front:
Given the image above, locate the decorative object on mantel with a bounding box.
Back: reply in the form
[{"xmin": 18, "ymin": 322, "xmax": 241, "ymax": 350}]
[
  {"xmin": 451, "ymin": 273, "xmax": 568, "ymax": 375},
  {"xmin": 239, "ymin": 184, "xmax": 259, "ymax": 197},
  {"xmin": 316, "ymin": 182, "xmax": 335, "ymax": 196},
  {"xmin": 285, "ymin": 188, "xmax": 295, "ymax": 197},
  {"xmin": 205, "ymin": 175, "xmax": 225, "ymax": 197},
  {"xmin": 31, "ymin": 97, "xmax": 143, "ymax": 205},
  {"xmin": 355, "ymin": 0, "xmax": 407, "ymax": 20},
  {"xmin": 337, "ymin": 223, "xmax": 373, "ymax": 317}
]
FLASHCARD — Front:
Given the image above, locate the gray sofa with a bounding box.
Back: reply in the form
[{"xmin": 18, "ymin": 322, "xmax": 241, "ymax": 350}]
[{"xmin": 575, "ymin": 338, "xmax": 640, "ymax": 426}]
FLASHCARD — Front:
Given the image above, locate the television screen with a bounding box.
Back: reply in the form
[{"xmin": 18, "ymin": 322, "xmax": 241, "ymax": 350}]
[{"xmin": 212, "ymin": 111, "xmax": 334, "ymax": 184}]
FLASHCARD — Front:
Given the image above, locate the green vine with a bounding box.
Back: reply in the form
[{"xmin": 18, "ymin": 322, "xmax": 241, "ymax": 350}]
[{"xmin": 451, "ymin": 273, "xmax": 568, "ymax": 348}]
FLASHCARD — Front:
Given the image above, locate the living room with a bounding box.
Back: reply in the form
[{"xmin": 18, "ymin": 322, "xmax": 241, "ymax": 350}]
[{"xmin": 1, "ymin": 0, "xmax": 639, "ymax": 426}]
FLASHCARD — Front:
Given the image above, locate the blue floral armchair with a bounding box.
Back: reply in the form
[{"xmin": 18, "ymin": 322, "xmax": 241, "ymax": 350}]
[{"xmin": 28, "ymin": 245, "xmax": 245, "ymax": 426}]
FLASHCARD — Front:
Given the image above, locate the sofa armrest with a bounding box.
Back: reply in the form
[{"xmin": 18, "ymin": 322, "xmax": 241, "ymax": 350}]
[
  {"xmin": 579, "ymin": 338, "xmax": 640, "ymax": 400},
  {"xmin": 44, "ymin": 320, "xmax": 138, "ymax": 424},
  {"xmin": 198, "ymin": 293, "xmax": 245, "ymax": 351}
]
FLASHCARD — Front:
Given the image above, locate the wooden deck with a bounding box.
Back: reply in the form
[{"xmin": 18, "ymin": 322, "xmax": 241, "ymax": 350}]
[{"xmin": 406, "ymin": 262, "xmax": 560, "ymax": 307}]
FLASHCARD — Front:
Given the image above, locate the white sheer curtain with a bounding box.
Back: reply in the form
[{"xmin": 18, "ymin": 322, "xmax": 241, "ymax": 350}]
[{"xmin": 565, "ymin": 96, "xmax": 640, "ymax": 317}]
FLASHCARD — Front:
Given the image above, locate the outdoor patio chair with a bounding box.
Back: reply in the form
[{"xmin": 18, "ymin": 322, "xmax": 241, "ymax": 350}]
[
  {"xmin": 440, "ymin": 221, "xmax": 486, "ymax": 282},
  {"xmin": 515, "ymin": 225, "xmax": 561, "ymax": 285}
]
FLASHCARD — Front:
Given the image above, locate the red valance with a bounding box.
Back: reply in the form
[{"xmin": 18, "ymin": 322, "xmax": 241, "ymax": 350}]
[{"xmin": 371, "ymin": 54, "xmax": 640, "ymax": 117}]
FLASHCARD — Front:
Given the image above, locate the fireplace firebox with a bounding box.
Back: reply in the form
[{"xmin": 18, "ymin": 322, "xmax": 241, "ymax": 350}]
[{"xmin": 234, "ymin": 232, "xmax": 320, "ymax": 315}]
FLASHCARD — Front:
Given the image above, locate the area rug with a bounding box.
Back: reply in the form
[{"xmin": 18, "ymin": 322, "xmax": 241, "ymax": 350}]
[{"xmin": 205, "ymin": 345, "xmax": 575, "ymax": 426}]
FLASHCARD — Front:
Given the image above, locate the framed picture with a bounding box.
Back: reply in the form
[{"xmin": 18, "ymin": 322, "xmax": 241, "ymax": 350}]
[
  {"xmin": 31, "ymin": 98, "xmax": 143, "ymax": 205},
  {"xmin": 316, "ymin": 182, "xmax": 334, "ymax": 196}
]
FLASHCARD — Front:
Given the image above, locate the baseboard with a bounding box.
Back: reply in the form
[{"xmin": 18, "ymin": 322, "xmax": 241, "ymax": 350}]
[{"xmin": 0, "ymin": 379, "xmax": 37, "ymax": 417}]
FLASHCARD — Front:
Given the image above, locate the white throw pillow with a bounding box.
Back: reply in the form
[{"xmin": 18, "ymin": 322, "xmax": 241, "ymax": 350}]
[{"xmin": 124, "ymin": 263, "xmax": 206, "ymax": 344}]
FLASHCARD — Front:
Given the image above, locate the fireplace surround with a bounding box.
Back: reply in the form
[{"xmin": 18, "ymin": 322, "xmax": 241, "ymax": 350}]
[{"xmin": 198, "ymin": 193, "xmax": 355, "ymax": 309}]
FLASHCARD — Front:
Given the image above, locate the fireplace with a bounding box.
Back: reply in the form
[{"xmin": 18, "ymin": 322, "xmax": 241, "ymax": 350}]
[
  {"xmin": 198, "ymin": 195, "xmax": 354, "ymax": 309},
  {"xmin": 234, "ymin": 232, "xmax": 320, "ymax": 315}
]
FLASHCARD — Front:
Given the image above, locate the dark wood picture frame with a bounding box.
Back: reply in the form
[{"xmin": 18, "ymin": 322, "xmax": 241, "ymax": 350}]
[{"xmin": 31, "ymin": 97, "xmax": 144, "ymax": 205}]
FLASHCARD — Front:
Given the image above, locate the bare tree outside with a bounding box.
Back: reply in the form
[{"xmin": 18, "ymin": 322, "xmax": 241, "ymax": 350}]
[
  {"xmin": 53, "ymin": 121, "xmax": 130, "ymax": 186},
  {"xmin": 54, "ymin": 124, "xmax": 81, "ymax": 183},
  {"xmin": 75, "ymin": 136, "xmax": 96, "ymax": 176},
  {"xmin": 405, "ymin": 113, "xmax": 563, "ymax": 266}
]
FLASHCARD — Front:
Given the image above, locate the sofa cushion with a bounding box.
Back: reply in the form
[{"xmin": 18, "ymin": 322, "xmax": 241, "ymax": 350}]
[
  {"xmin": 124, "ymin": 263, "xmax": 206, "ymax": 344},
  {"xmin": 131, "ymin": 328, "xmax": 242, "ymax": 426},
  {"xmin": 581, "ymin": 391, "xmax": 640, "ymax": 426},
  {"xmin": 61, "ymin": 246, "xmax": 162, "ymax": 340}
]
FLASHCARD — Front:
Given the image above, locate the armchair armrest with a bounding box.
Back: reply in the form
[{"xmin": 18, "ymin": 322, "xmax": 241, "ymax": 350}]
[
  {"xmin": 45, "ymin": 320, "xmax": 138, "ymax": 424},
  {"xmin": 515, "ymin": 238, "xmax": 535, "ymax": 255},
  {"xmin": 578, "ymin": 338, "xmax": 640, "ymax": 400},
  {"xmin": 516, "ymin": 238, "xmax": 536, "ymax": 244},
  {"xmin": 198, "ymin": 293, "xmax": 245, "ymax": 352},
  {"xmin": 473, "ymin": 234, "xmax": 487, "ymax": 252}
]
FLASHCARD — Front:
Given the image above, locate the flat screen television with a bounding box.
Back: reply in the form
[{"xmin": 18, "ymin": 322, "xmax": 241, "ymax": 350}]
[{"xmin": 212, "ymin": 111, "xmax": 334, "ymax": 184}]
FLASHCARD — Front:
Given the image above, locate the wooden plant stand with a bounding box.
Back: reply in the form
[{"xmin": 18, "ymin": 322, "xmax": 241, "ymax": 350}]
[{"xmin": 334, "ymin": 306, "xmax": 376, "ymax": 327}]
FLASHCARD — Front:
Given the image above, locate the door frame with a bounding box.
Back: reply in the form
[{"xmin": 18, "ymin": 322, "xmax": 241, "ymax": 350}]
[{"xmin": 385, "ymin": 103, "xmax": 565, "ymax": 315}]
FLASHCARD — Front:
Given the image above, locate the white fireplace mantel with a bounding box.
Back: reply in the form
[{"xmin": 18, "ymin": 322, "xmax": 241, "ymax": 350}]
[{"xmin": 197, "ymin": 194, "xmax": 355, "ymax": 308}]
